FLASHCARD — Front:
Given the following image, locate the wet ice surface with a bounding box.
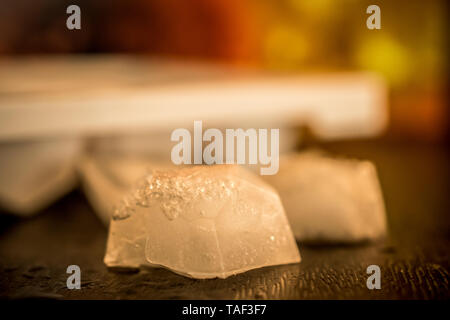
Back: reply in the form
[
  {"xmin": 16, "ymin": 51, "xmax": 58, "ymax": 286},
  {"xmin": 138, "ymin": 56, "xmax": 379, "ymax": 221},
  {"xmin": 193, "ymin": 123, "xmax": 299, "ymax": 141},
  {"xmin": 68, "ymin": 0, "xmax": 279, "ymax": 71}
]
[
  {"xmin": 104, "ymin": 165, "xmax": 300, "ymax": 279},
  {"xmin": 264, "ymin": 152, "xmax": 387, "ymax": 243},
  {"xmin": 78, "ymin": 154, "xmax": 174, "ymax": 225}
]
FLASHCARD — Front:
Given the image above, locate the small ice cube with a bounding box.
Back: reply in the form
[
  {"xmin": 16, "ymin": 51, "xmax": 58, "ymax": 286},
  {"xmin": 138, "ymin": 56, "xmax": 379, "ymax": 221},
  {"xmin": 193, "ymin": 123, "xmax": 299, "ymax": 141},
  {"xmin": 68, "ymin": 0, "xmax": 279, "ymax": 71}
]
[
  {"xmin": 0, "ymin": 139, "xmax": 80, "ymax": 215},
  {"xmin": 104, "ymin": 165, "xmax": 300, "ymax": 279},
  {"xmin": 264, "ymin": 152, "xmax": 387, "ymax": 243}
]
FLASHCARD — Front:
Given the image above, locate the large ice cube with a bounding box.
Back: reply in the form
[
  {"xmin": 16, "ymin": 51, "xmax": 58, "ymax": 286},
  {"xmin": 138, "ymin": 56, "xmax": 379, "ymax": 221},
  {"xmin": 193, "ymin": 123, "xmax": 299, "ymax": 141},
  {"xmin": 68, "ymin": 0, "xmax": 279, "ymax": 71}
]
[
  {"xmin": 104, "ymin": 165, "xmax": 300, "ymax": 279},
  {"xmin": 264, "ymin": 152, "xmax": 387, "ymax": 243}
]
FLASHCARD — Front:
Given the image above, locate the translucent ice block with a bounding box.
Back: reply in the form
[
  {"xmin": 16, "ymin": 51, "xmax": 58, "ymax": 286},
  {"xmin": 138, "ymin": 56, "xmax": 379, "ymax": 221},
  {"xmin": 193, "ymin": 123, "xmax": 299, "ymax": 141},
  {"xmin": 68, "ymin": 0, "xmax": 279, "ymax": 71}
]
[
  {"xmin": 0, "ymin": 139, "xmax": 80, "ymax": 215},
  {"xmin": 78, "ymin": 154, "xmax": 173, "ymax": 225},
  {"xmin": 104, "ymin": 165, "xmax": 301, "ymax": 279},
  {"xmin": 264, "ymin": 152, "xmax": 387, "ymax": 243}
]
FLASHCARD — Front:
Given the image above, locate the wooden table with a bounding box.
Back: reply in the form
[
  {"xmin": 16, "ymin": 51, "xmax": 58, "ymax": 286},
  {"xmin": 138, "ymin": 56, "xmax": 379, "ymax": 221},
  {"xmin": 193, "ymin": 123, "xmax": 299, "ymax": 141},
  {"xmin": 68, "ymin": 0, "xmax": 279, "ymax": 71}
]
[{"xmin": 0, "ymin": 140, "xmax": 448, "ymax": 299}]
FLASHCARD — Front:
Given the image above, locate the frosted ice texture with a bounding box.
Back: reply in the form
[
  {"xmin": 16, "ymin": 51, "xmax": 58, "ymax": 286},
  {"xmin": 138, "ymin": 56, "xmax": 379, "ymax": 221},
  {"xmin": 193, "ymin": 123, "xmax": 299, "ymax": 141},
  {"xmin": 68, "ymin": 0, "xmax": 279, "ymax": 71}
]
[
  {"xmin": 104, "ymin": 165, "xmax": 300, "ymax": 279},
  {"xmin": 264, "ymin": 152, "xmax": 387, "ymax": 243}
]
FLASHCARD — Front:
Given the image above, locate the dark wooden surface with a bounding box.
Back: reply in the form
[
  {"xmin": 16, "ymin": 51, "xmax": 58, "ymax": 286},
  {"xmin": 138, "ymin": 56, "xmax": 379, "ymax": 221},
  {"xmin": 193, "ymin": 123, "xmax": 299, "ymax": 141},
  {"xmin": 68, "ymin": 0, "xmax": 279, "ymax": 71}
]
[{"xmin": 0, "ymin": 140, "xmax": 449, "ymax": 299}]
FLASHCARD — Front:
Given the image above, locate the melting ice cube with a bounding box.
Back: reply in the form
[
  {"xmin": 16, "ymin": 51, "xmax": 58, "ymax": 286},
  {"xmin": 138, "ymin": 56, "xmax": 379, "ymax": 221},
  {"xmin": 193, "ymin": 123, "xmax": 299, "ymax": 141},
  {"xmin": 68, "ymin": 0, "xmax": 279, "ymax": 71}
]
[
  {"xmin": 0, "ymin": 139, "xmax": 80, "ymax": 215},
  {"xmin": 264, "ymin": 152, "xmax": 387, "ymax": 243},
  {"xmin": 104, "ymin": 165, "xmax": 300, "ymax": 279},
  {"xmin": 78, "ymin": 154, "xmax": 173, "ymax": 225}
]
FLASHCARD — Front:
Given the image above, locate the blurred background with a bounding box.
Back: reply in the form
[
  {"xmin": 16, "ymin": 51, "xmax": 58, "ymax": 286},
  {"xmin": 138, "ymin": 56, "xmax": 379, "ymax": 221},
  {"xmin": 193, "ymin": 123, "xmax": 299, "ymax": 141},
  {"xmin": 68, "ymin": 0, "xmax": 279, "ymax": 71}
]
[
  {"xmin": 0, "ymin": 0, "xmax": 449, "ymax": 300},
  {"xmin": 0, "ymin": 0, "xmax": 448, "ymax": 143}
]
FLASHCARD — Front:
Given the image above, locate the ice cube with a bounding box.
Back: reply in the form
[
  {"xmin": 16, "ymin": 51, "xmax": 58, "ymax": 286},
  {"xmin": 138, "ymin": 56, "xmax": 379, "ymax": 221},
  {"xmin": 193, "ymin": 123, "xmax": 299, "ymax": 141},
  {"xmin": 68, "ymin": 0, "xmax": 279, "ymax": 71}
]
[
  {"xmin": 264, "ymin": 152, "xmax": 387, "ymax": 243},
  {"xmin": 78, "ymin": 154, "xmax": 174, "ymax": 225},
  {"xmin": 0, "ymin": 139, "xmax": 80, "ymax": 215},
  {"xmin": 104, "ymin": 165, "xmax": 300, "ymax": 279}
]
